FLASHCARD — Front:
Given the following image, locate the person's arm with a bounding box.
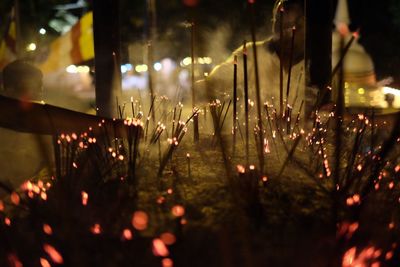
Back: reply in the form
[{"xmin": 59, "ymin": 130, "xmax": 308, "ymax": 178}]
[{"xmin": 0, "ymin": 95, "xmax": 138, "ymax": 137}]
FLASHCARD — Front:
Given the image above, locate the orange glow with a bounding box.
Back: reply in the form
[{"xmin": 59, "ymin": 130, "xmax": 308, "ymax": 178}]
[
  {"xmin": 152, "ymin": 238, "xmax": 169, "ymax": 257},
  {"xmin": 91, "ymin": 223, "xmax": 102, "ymax": 234},
  {"xmin": 162, "ymin": 258, "xmax": 174, "ymax": 267},
  {"xmin": 132, "ymin": 211, "xmax": 148, "ymax": 231},
  {"xmin": 43, "ymin": 244, "xmax": 64, "ymax": 264},
  {"xmin": 236, "ymin": 164, "xmax": 245, "ymax": 174},
  {"xmin": 5, "ymin": 217, "xmax": 11, "ymax": 226},
  {"xmin": 43, "ymin": 224, "xmax": 53, "ymax": 235},
  {"xmin": 171, "ymin": 205, "xmax": 185, "ymax": 217},
  {"xmin": 41, "ymin": 192, "xmax": 47, "ymax": 201},
  {"xmin": 7, "ymin": 253, "xmax": 23, "ymax": 267},
  {"xmin": 122, "ymin": 228, "xmax": 133, "ymax": 240},
  {"xmin": 157, "ymin": 196, "xmax": 166, "ymax": 204},
  {"xmin": 160, "ymin": 232, "xmax": 176, "ymax": 245},
  {"xmin": 81, "ymin": 191, "xmax": 89, "ymax": 206},
  {"xmin": 0, "ymin": 200, "xmax": 4, "ymax": 211},
  {"xmin": 10, "ymin": 192, "xmax": 20, "ymax": 205},
  {"xmin": 40, "ymin": 257, "xmax": 51, "ymax": 267},
  {"xmin": 395, "ymin": 165, "xmax": 400, "ymax": 173},
  {"xmin": 167, "ymin": 188, "xmax": 173, "ymax": 194},
  {"xmin": 385, "ymin": 251, "xmax": 393, "ymax": 260}
]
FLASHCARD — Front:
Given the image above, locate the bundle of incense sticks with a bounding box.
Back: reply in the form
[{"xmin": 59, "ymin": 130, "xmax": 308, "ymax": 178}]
[
  {"xmin": 242, "ymin": 40, "xmax": 250, "ymax": 165},
  {"xmin": 190, "ymin": 22, "xmax": 199, "ymax": 142},
  {"xmin": 232, "ymin": 55, "xmax": 238, "ymax": 154}
]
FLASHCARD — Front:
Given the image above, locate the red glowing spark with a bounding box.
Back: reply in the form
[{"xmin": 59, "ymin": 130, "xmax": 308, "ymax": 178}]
[
  {"xmin": 132, "ymin": 211, "xmax": 148, "ymax": 231},
  {"xmin": 389, "ymin": 222, "xmax": 395, "ymax": 229},
  {"xmin": 91, "ymin": 223, "xmax": 101, "ymax": 234},
  {"xmin": 40, "ymin": 192, "xmax": 47, "ymax": 201},
  {"xmin": 157, "ymin": 196, "xmax": 166, "ymax": 204},
  {"xmin": 180, "ymin": 218, "xmax": 188, "ymax": 225},
  {"xmin": 167, "ymin": 188, "xmax": 173, "ymax": 194},
  {"xmin": 162, "ymin": 258, "xmax": 174, "ymax": 267},
  {"xmin": 395, "ymin": 165, "xmax": 400, "ymax": 172},
  {"xmin": 81, "ymin": 191, "xmax": 88, "ymax": 206},
  {"xmin": 10, "ymin": 192, "xmax": 20, "ymax": 205},
  {"xmin": 389, "ymin": 182, "xmax": 394, "ymax": 189},
  {"xmin": 43, "ymin": 244, "xmax": 64, "ymax": 264},
  {"xmin": 5, "ymin": 217, "xmax": 11, "ymax": 226},
  {"xmin": 7, "ymin": 253, "xmax": 23, "ymax": 267},
  {"xmin": 0, "ymin": 200, "xmax": 4, "ymax": 211},
  {"xmin": 236, "ymin": 164, "xmax": 246, "ymax": 174},
  {"xmin": 40, "ymin": 257, "xmax": 51, "ymax": 267},
  {"xmin": 122, "ymin": 228, "xmax": 133, "ymax": 240},
  {"xmin": 171, "ymin": 205, "xmax": 185, "ymax": 217},
  {"xmin": 160, "ymin": 232, "xmax": 176, "ymax": 245},
  {"xmin": 43, "ymin": 224, "xmax": 53, "ymax": 235},
  {"xmin": 152, "ymin": 238, "xmax": 169, "ymax": 257},
  {"xmin": 385, "ymin": 251, "xmax": 393, "ymax": 260}
]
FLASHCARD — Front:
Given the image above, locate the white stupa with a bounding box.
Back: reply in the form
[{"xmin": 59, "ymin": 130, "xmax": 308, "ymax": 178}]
[{"xmin": 331, "ymin": 0, "xmax": 387, "ymax": 108}]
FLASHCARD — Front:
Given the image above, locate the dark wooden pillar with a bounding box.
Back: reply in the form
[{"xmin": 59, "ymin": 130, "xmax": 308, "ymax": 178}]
[
  {"xmin": 305, "ymin": 0, "xmax": 333, "ymax": 110},
  {"xmin": 93, "ymin": 0, "xmax": 122, "ymax": 118}
]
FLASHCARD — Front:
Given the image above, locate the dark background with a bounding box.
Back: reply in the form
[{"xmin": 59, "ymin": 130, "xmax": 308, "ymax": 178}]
[{"xmin": 1, "ymin": 0, "xmax": 399, "ymax": 85}]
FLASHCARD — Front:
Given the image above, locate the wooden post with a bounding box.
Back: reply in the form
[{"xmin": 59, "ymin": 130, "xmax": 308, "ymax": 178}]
[
  {"xmin": 305, "ymin": 0, "xmax": 333, "ymax": 113},
  {"xmin": 93, "ymin": 0, "xmax": 122, "ymax": 118}
]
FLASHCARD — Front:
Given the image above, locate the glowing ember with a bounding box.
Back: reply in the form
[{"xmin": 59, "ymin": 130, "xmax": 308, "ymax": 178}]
[
  {"xmin": 160, "ymin": 232, "xmax": 176, "ymax": 245},
  {"xmin": 7, "ymin": 254, "xmax": 22, "ymax": 267},
  {"xmin": 43, "ymin": 224, "xmax": 53, "ymax": 235},
  {"xmin": 171, "ymin": 205, "xmax": 185, "ymax": 217},
  {"xmin": 395, "ymin": 165, "xmax": 400, "ymax": 173},
  {"xmin": 162, "ymin": 258, "xmax": 174, "ymax": 267},
  {"xmin": 132, "ymin": 211, "xmax": 148, "ymax": 231},
  {"xmin": 157, "ymin": 196, "xmax": 166, "ymax": 204},
  {"xmin": 342, "ymin": 246, "xmax": 381, "ymax": 267},
  {"xmin": 41, "ymin": 192, "xmax": 47, "ymax": 200},
  {"xmin": 167, "ymin": 188, "xmax": 173, "ymax": 194},
  {"xmin": 236, "ymin": 164, "xmax": 246, "ymax": 174},
  {"xmin": 122, "ymin": 228, "xmax": 133, "ymax": 240},
  {"xmin": 385, "ymin": 251, "xmax": 393, "ymax": 260},
  {"xmin": 40, "ymin": 257, "xmax": 51, "ymax": 267},
  {"xmin": 91, "ymin": 223, "xmax": 102, "ymax": 234},
  {"xmin": 10, "ymin": 192, "xmax": 20, "ymax": 205},
  {"xmin": 43, "ymin": 244, "xmax": 64, "ymax": 264},
  {"xmin": 0, "ymin": 200, "xmax": 4, "ymax": 211},
  {"xmin": 81, "ymin": 191, "xmax": 89, "ymax": 206},
  {"xmin": 5, "ymin": 217, "xmax": 11, "ymax": 226},
  {"xmin": 152, "ymin": 238, "xmax": 169, "ymax": 257}
]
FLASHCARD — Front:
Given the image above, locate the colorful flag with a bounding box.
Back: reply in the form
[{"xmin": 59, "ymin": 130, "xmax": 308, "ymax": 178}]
[{"xmin": 38, "ymin": 11, "xmax": 94, "ymax": 74}]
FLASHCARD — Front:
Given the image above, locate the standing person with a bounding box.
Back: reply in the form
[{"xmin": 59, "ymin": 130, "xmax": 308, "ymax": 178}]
[
  {"xmin": 0, "ymin": 60, "xmax": 52, "ymax": 190},
  {"xmin": 198, "ymin": 0, "xmax": 306, "ymax": 116}
]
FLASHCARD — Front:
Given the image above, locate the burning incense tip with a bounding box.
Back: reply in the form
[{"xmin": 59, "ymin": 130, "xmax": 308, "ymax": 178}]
[
  {"xmin": 152, "ymin": 238, "xmax": 169, "ymax": 257},
  {"xmin": 160, "ymin": 232, "xmax": 176, "ymax": 245},
  {"xmin": 172, "ymin": 205, "xmax": 185, "ymax": 217},
  {"xmin": 122, "ymin": 229, "xmax": 133, "ymax": 240},
  {"xmin": 91, "ymin": 223, "xmax": 102, "ymax": 234},
  {"xmin": 43, "ymin": 244, "xmax": 64, "ymax": 264},
  {"xmin": 132, "ymin": 211, "xmax": 148, "ymax": 231}
]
